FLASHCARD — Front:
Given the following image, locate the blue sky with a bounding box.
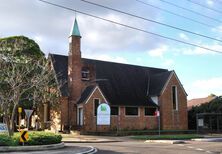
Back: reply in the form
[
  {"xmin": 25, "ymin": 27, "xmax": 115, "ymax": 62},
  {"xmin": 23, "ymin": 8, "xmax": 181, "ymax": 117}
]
[{"xmin": 1, "ymin": 0, "xmax": 222, "ymax": 99}]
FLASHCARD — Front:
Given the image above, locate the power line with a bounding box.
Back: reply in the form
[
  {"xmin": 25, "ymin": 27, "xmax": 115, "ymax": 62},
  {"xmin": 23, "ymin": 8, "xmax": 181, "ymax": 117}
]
[
  {"xmin": 186, "ymin": 0, "xmax": 222, "ymax": 14},
  {"xmin": 158, "ymin": 0, "xmax": 222, "ymax": 23},
  {"xmin": 37, "ymin": 0, "xmax": 222, "ymax": 54},
  {"xmin": 135, "ymin": 0, "xmax": 215, "ymax": 28},
  {"xmin": 81, "ymin": 0, "xmax": 222, "ymax": 43}
]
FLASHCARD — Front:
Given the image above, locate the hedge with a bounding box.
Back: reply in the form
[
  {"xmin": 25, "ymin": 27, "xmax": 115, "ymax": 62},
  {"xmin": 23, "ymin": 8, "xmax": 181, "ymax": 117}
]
[{"xmin": 0, "ymin": 131, "xmax": 62, "ymax": 146}]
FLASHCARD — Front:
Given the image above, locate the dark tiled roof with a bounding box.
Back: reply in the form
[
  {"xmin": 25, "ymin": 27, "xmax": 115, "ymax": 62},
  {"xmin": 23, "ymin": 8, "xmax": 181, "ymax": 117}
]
[
  {"xmin": 77, "ymin": 85, "xmax": 96, "ymax": 104},
  {"xmin": 49, "ymin": 54, "xmax": 68, "ymax": 96},
  {"xmin": 149, "ymin": 71, "xmax": 172, "ymax": 96},
  {"xmin": 49, "ymin": 54, "xmax": 171, "ymax": 107}
]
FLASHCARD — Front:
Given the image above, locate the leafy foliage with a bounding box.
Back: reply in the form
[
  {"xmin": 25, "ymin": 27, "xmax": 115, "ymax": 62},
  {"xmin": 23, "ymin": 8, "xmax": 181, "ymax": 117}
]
[
  {"xmin": 0, "ymin": 36, "xmax": 60, "ymax": 136},
  {"xmin": 0, "ymin": 132, "xmax": 62, "ymax": 146},
  {"xmin": 188, "ymin": 96, "xmax": 222, "ymax": 129},
  {"xmin": 0, "ymin": 36, "xmax": 44, "ymax": 60},
  {"xmin": 0, "ymin": 134, "xmax": 16, "ymax": 146}
]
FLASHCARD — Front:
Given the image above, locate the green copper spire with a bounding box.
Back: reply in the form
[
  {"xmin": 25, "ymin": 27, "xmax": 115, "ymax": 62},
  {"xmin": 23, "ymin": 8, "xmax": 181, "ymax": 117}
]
[{"xmin": 70, "ymin": 18, "xmax": 81, "ymax": 37}]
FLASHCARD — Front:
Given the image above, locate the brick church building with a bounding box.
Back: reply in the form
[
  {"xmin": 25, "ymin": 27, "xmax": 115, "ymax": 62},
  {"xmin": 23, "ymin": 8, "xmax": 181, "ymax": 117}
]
[{"xmin": 49, "ymin": 19, "xmax": 188, "ymax": 133}]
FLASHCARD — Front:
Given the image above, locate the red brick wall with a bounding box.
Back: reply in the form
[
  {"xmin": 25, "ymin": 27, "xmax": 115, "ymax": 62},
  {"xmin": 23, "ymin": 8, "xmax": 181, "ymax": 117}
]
[
  {"xmin": 83, "ymin": 87, "xmax": 109, "ymax": 132},
  {"xmin": 81, "ymin": 87, "xmax": 158, "ymax": 132},
  {"xmin": 118, "ymin": 107, "xmax": 158, "ymax": 130},
  {"xmin": 60, "ymin": 97, "xmax": 68, "ymax": 131},
  {"xmin": 159, "ymin": 73, "xmax": 188, "ymax": 130}
]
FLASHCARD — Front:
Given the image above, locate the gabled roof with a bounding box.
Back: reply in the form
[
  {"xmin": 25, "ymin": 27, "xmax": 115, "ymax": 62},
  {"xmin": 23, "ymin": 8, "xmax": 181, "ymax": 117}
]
[
  {"xmin": 49, "ymin": 54, "xmax": 68, "ymax": 96},
  {"xmin": 77, "ymin": 85, "xmax": 96, "ymax": 104},
  {"xmin": 149, "ymin": 71, "xmax": 173, "ymax": 96},
  {"xmin": 49, "ymin": 54, "xmax": 172, "ymax": 107}
]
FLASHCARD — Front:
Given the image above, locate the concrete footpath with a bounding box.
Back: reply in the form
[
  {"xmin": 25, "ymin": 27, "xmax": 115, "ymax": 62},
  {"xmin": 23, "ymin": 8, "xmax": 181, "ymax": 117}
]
[{"xmin": 62, "ymin": 134, "xmax": 122, "ymax": 143}]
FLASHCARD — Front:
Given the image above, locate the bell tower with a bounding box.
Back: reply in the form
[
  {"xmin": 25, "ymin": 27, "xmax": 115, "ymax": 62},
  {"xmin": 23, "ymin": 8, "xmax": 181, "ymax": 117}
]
[{"xmin": 68, "ymin": 18, "xmax": 82, "ymax": 128}]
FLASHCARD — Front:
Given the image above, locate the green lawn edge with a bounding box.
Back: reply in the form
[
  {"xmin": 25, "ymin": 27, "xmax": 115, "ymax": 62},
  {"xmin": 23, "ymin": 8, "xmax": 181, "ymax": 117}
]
[{"xmin": 130, "ymin": 134, "xmax": 204, "ymax": 140}]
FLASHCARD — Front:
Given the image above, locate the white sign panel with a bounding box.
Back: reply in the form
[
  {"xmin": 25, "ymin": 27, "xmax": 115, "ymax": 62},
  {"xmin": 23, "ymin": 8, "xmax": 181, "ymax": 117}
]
[
  {"xmin": 198, "ymin": 119, "xmax": 204, "ymax": 127},
  {"xmin": 155, "ymin": 110, "xmax": 160, "ymax": 117},
  {"xmin": 97, "ymin": 103, "xmax": 111, "ymax": 125},
  {"xmin": 0, "ymin": 123, "xmax": 8, "ymax": 133}
]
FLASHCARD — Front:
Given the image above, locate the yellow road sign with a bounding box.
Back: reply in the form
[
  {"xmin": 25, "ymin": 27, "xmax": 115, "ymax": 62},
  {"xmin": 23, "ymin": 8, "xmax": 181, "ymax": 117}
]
[
  {"xmin": 20, "ymin": 130, "xmax": 28, "ymax": 142},
  {"xmin": 18, "ymin": 107, "xmax": 22, "ymax": 113}
]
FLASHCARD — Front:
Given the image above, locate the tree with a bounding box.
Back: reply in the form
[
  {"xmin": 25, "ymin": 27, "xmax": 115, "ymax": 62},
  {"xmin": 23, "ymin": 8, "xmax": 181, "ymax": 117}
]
[
  {"xmin": 0, "ymin": 36, "xmax": 44, "ymax": 59},
  {"xmin": 0, "ymin": 54, "xmax": 60, "ymax": 136},
  {"xmin": 188, "ymin": 96, "xmax": 222, "ymax": 129}
]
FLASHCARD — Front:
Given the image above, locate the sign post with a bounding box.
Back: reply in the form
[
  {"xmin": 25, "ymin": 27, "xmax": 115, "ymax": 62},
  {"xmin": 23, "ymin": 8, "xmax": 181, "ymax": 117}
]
[
  {"xmin": 97, "ymin": 103, "xmax": 111, "ymax": 125},
  {"xmin": 18, "ymin": 107, "xmax": 22, "ymax": 131},
  {"xmin": 24, "ymin": 109, "xmax": 33, "ymax": 130},
  {"xmin": 155, "ymin": 110, "xmax": 160, "ymax": 136}
]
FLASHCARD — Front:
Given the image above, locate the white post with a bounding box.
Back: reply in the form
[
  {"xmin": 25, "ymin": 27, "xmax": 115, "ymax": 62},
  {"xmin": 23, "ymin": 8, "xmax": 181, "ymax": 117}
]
[{"xmin": 158, "ymin": 112, "xmax": 160, "ymax": 136}]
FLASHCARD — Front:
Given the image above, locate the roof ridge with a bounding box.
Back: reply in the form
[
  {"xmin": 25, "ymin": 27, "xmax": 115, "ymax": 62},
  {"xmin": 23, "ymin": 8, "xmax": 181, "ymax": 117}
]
[{"xmin": 82, "ymin": 58, "xmax": 169, "ymax": 71}]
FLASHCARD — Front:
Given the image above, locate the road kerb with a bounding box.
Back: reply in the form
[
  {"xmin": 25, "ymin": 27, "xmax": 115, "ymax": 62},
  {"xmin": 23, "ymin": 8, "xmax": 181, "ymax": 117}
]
[
  {"xmin": 0, "ymin": 142, "xmax": 65, "ymax": 152},
  {"xmin": 145, "ymin": 140, "xmax": 185, "ymax": 144},
  {"xmin": 192, "ymin": 138, "xmax": 222, "ymax": 142},
  {"xmin": 76, "ymin": 146, "xmax": 97, "ymax": 154}
]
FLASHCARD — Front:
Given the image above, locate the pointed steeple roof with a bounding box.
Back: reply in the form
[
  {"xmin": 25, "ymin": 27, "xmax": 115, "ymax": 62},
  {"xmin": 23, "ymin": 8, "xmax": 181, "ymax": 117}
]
[{"xmin": 70, "ymin": 18, "xmax": 81, "ymax": 37}]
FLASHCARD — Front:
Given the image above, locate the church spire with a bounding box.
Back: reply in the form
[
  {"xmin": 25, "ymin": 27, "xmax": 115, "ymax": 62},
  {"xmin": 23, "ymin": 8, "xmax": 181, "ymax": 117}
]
[{"xmin": 70, "ymin": 18, "xmax": 81, "ymax": 37}]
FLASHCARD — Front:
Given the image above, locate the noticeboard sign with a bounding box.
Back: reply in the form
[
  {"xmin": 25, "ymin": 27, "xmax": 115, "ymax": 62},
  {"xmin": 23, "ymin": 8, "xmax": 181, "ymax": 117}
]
[
  {"xmin": 198, "ymin": 119, "xmax": 204, "ymax": 127},
  {"xmin": 0, "ymin": 123, "xmax": 8, "ymax": 133},
  {"xmin": 97, "ymin": 103, "xmax": 111, "ymax": 125}
]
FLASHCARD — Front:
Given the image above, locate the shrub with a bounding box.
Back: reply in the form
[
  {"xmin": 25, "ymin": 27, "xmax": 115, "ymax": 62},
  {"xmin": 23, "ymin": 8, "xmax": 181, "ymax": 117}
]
[
  {"xmin": 0, "ymin": 134, "xmax": 18, "ymax": 146},
  {"xmin": 0, "ymin": 131, "xmax": 62, "ymax": 146},
  {"xmin": 24, "ymin": 131, "xmax": 62, "ymax": 145}
]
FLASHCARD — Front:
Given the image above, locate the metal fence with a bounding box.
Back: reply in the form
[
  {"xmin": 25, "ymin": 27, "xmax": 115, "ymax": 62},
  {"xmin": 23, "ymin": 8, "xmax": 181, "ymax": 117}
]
[{"xmin": 196, "ymin": 113, "xmax": 222, "ymax": 134}]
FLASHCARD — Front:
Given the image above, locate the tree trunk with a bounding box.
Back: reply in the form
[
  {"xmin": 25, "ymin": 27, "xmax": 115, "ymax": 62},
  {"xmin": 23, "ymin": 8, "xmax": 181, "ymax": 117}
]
[
  {"xmin": 10, "ymin": 103, "xmax": 18, "ymax": 136},
  {"xmin": 4, "ymin": 115, "xmax": 12, "ymax": 136}
]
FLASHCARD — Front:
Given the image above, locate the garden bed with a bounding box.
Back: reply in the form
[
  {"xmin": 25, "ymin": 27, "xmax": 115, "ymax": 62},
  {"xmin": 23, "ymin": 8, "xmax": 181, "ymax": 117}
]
[{"xmin": 0, "ymin": 131, "xmax": 62, "ymax": 146}]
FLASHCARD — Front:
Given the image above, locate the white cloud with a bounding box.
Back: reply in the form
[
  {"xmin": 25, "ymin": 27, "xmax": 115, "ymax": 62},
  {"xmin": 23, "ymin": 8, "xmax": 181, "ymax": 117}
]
[
  {"xmin": 212, "ymin": 25, "xmax": 222, "ymax": 33},
  {"xmin": 179, "ymin": 43, "xmax": 221, "ymax": 55},
  {"xmin": 0, "ymin": 0, "xmax": 163, "ymax": 56},
  {"xmin": 206, "ymin": 0, "xmax": 214, "ymax": 6},
  {"xmin": 34, "ymin": 35, "xmax": 43, "ymax": 43},
  {"xmin": 163, "ymin": 59, "xmax": 174, "ymax": 67},
  {"xmin": 187, "ymin": 77, "xmax": 222, "ymax": 99},
  {"xmin": 148, "ymin": 45, "xmax": 168, "ymax": 57},
  {"xmin": 179, "ymin": 33, "xmax": 189, "ymax": 40}
]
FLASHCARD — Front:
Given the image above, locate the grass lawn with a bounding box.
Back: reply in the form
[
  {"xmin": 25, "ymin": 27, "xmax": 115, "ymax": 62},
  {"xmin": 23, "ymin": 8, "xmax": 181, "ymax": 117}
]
[{"xmin": 131, "ymin": 134, "xmax": 204, "ymax": 140}]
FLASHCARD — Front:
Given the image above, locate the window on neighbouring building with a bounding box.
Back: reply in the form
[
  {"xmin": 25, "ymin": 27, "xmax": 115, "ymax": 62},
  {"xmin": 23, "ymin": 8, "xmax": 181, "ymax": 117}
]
[
  {"xmin": 144, "ymin": 107, "xmax": 157, "ymax": 116},
  {"xmin": 125, "ymin": 107, "xmax": 138, "ymax": 116},
  {"xmin": 94, "ymin": 99, "xmax": 100, "ymax": 116},
  {"xmin": 172, "ymin": 86, "xmax": 178, "ymax": 110},
  {"xmin": 81, "ymin": 68, "xmax": 89, "ymax": 80},
  {"xmin": 111, "ymin": 106, "xmax": 119, "ymax": 115}
]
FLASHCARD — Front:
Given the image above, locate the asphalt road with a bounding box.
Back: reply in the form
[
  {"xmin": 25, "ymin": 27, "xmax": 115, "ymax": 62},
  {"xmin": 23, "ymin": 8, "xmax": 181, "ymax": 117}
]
[
  {"xmin": 74, "ymin": 140, "xmax": 222, "ymax": 154},
  {"xmin": 4, "ymin": 140, "xmax": 222, "ymax": 154}
]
